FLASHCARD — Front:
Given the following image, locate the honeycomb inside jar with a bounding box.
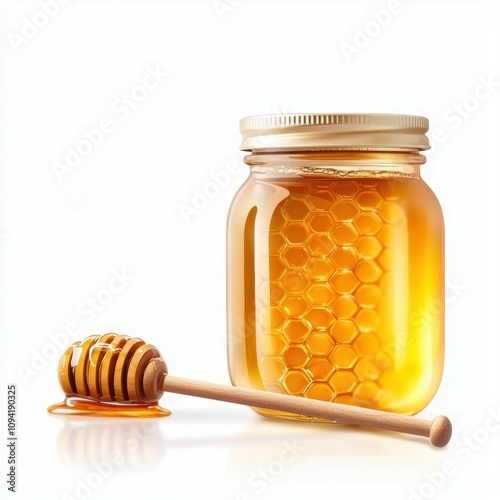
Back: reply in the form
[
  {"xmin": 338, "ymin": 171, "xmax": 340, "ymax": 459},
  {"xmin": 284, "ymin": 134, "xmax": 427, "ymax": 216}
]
[{"xmin": 227, "ymin": 173, "xmax": 444, "ymax": 420}]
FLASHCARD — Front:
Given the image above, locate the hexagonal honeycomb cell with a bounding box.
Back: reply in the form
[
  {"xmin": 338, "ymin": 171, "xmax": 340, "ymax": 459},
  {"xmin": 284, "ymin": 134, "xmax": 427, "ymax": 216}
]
[
  {"xmin": 283, "ymin": 246, "xmax": 309, "ymax": 267},
  {"xmin": 306, "ymin": 192, "xmax": 334, "ymax": 212},
  {"xmin": 306, "ymin": 358, "xmax": 334, "ymax": 382},
  {"xmin": 309, "ymin": 213, "xmax": 334, "ymax": 232},
  {"xmin": 331, "ymin": 246, "xmax": 358, "ymax": 269},
  {"xmin": 330, "ymin": 320, "xmax": 359, "ymax": 343},
  {"xmin": 305, "ymin": 258, "xmax": 334, "ymax": 280},
  {"xmin": 331, "ymin": 271, "xmax": 360, "ymax": 295},
  {"xmin": 331, "ymin": 296, "xmax": 358, "ymax": 319},
  {"xmin": 283, "ymin": 223, "xmax": 309, "ymax": 244},
  {"xmin": 282, "ymin": 344, "xmax": 310, "ymax": 368},
  {"xmin": 355, "ymin": 190, "xmax": 383, "ymax": 210},
  {"xmin": 330, "ymin": 371, "xmax": 358, "ymax": 394},
  {"xmin": 354, "ymin": 260, "xmax": 382, "ymax": 283},
  {"xmin": 305, "ymin": 382, "xmax": 335, "ymax": 401},
  {"xmin": 282, "ymin": 296, "xmax": 309, "ymax": 317},
  {"xmin": 329, "ymin": 345, "xmax": 358, "ymax": 369},
  {"xmin": 332, "ymin": 224, "xmax": 359, "ymax": 245},
  {"xmin": 354, "ymin": 236, "xmax": 382, "ymax": 259},
  {"xmin": 228, "ymin": 176, "xmax": 443, "ymax": 416},
  {"xmin": 332, "ymin": 200, "xmax": 359, "ymax": 222},
  {"xmin": 354, "ymin": 332, "xmax": 381, "ymax": 356},
  {"xmin": 281, "ymin": 370, "xmax": 312, "ymax": 395},
  {"xmin": 283, "ymin": 199, "xmax": 309, "ymax": 220},
  {"xmin": 354, "ymin": 284, "xmax": 381, "ymax": 308},
  {"xmin": 353, "ymin": 211, "xmax": 383, "ymax": 235},
  {"xmin": 306, "ymin": 332, "xmax": 335, "ymax": 356},
  {"xmin": 307, "ymin": 233, "xmax": 335, "ymax": 256},
  {"xmin": 306, "ymin": 283, "xmax": 335, "ymax": 306},
  {"xmin": 355, "ymin": 309, "xmax": 380, "ymax": 332},
  {"xmin": 282, "ymin": 270, "xmax": 309, "ymax": 292},
  {"xmin": 282, "ymin": 319, "xmax": 310, "ymax": 343}
]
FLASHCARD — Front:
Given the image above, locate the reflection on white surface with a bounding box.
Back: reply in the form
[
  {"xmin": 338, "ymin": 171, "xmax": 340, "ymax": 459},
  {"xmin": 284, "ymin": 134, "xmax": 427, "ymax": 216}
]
[
  {"xmin": 223, "ymin": 414, "xmax": 435, "ymax": 490},
  {"xmin": 56, "ymin": 418, "xmax": 166, "ymax": 472},
  {"xmin": 46, "ymin": 402, "xmax": 473, "ymax": 500}
]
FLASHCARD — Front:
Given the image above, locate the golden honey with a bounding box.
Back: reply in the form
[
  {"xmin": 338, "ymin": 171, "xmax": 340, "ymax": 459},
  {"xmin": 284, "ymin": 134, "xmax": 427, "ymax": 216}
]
[
  {"xmin": 47, "ymin": 333, "xmax": 171, "ymax": 417},
  {"xmin": 227, "ymin": 114, "xmax": 444, "ymax": 420},
  {"xmin": 48, "ymin": 398, "xmax": 170, "ymax": 417}
]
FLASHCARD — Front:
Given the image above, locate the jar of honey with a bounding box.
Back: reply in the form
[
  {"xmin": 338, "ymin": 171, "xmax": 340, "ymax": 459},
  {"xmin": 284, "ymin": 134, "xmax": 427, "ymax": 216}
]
[{"xmin": 227, "ymin": 113, "xmax": 444, "ymax": 420}]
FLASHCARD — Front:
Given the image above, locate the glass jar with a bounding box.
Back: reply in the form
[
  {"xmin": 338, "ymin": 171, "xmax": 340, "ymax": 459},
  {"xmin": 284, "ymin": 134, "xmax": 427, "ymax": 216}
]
[{"xmin": 227, "ymin": 113, "xmax": 444, "ymax": 420}]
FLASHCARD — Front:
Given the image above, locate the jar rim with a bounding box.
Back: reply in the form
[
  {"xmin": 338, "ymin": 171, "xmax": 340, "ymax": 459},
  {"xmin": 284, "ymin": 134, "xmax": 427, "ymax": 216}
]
[{"xmin": 240, "ymin": 113, "xmax": 430, "ymax": 152}]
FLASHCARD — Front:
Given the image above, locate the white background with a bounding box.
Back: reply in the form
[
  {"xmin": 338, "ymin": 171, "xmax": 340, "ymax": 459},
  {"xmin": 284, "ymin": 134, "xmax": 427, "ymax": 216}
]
[{"xmin": 1, "ymin": 0, "xmax": 500, "ymax": 499}]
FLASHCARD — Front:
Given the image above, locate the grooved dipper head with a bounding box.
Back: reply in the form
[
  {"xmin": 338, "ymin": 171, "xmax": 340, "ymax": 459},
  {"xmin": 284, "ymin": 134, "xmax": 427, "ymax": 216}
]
[{"xmin": 58, "ymin": 334, "xmax": 167, "ymax": 404}]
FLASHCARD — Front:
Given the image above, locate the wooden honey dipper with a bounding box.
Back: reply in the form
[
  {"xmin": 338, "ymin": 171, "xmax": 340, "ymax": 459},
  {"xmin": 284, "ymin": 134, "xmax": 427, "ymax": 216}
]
[{"xmin": 56, "ymin": 334, "xmax": 452, "ymax": 447}]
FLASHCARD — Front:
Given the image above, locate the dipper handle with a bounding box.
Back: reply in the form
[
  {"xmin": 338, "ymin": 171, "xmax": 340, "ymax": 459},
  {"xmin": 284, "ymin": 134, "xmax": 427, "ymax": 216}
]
[{"xmin": 160, "ymin": 376, "xmax": 451, "ymax": 447}]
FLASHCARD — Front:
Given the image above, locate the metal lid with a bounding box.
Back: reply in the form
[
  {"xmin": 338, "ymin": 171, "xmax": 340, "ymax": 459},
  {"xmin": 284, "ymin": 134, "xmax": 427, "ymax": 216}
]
[{"xmin": 240, "ymin": 113, "xmax": 430, "ymax": 152}]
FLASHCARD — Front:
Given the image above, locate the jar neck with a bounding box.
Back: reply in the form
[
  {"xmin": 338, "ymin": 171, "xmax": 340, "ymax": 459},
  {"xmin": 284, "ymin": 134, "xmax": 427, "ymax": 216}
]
[{"xmin": 244, "ymin": 150, "xmax": 424, "ymax": 178}]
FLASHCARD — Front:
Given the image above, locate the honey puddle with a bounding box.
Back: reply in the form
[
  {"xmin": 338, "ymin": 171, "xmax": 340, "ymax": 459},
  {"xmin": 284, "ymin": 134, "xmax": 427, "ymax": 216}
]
[{"xmin": 48, "ymin": 397, "xmax": 171, "ymax": 418}]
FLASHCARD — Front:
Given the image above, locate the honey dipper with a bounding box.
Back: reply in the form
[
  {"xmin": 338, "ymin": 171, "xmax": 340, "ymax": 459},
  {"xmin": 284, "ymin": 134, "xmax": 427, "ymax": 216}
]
[{"xmin": 54, "ymin": 334, "xmax": 452, "ymax": 447}]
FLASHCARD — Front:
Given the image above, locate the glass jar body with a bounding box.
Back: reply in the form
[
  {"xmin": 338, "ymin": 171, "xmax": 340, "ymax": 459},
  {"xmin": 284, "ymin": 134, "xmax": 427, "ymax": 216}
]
[{"xmin": 227, "ymin": 152, "xmax": 444, "ymax": 420}]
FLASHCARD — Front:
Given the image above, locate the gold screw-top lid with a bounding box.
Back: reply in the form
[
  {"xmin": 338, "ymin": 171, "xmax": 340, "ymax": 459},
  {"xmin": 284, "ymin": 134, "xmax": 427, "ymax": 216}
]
[{"xmin": 240, "ymin": 113, "xmax": 430, "ymax": 152}]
